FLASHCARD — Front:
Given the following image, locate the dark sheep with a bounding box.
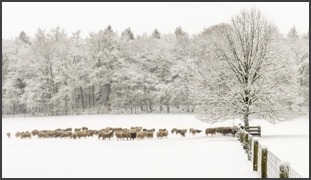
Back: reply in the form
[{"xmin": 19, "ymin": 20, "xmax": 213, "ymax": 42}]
[
  {"xmin": 130, "ymin": 131, "xmax": 137, "ymax": 140},
  {"xmin": 65, "ymin": 128, "xmax": 72, "ymax": 132},
  {"xmin": 31, "ymin": 129, "xmax": 39, "ymax": 136},
  {"xmin": 205, "ymin": 128, "xmax": 216, "ymax": 136}
]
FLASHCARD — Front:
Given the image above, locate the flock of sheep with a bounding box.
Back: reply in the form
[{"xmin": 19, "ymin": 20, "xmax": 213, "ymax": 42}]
[{"xmin": 6, "ymin": 126, "xmax": 238, "ymax": 140}]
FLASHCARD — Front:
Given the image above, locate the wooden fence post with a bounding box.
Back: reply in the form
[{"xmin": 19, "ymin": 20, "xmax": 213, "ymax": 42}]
[
  {"xmin": 279, "ymin": 164, "xmax": 289, "ymax": 178},
  {"xmin": 239, "ymin": 131, "xmax": 244, "ymax": 143},
  {"xmin": 261, "ymin": 148, "xmax": 268, "ymax": 178},
  {"xmin": 248, "ymin": 135, "xmax": 252, "ymax": 161},
  {"xmin": 253, "ymin": 140, "xmax": 258, "ymax": 171}
]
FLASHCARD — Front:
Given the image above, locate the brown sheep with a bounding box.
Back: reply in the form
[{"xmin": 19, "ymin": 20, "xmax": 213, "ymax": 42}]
[
  {"xmin": 161, "ymin": 130, "xmax": 168, "ymax": 138},
  {"xmin": 46, "ymin": 131, "xmax": 55, "ymax": 138},
  {"xmin": 77, "ymin": 131, "xmax": 87, "ymax": 139},
  {"xmin": 54, "ymin": 130, "xmax": 65, "ymax": 138},
  {"xmin": 20, "ymin": 132, "xmax": 31, "ymax": 139},
  {"xmin": 156, "ymin": 129, "xmax": 168, "ymax": 138},
  {"xmin": 98, "ymin": 131, "xmax": 114, "ymax": 140},
  {"xmin": 136, "ymin": 131, "xmax": 145, "ymax": 140},
  {"xmin": 61, "ymin": 131, "xmax": 72, "ymax": 138},
  {"xmin": 146, "ymin": 131, "xmax": 154, "ymax": 138},
  {"xmin": 38, "ymin": 132, "xmax": 47, "ymax": 138},
  {"xmin": 115, "ymin": 131, "xmax": 123, "ymax": 140},
  {"xmin": 70, "ymin": 133, "xmax": 78, "ymax": 139},
  {"xmin": 7, "ymin": 132, "xmax": 11, "ymax": 138},
  {"xmin": 122, "ymin": 130, "xmax": 131, "ymax": 140},
  {"xmin": 156, "ymin": 131, "xmax": 162, "ymax": 138}
]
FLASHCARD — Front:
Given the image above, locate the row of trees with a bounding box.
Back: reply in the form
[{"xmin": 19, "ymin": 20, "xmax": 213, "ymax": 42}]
[{"xmin": 2, "ymin": 9, "xmax": 308, "ymax": 125}]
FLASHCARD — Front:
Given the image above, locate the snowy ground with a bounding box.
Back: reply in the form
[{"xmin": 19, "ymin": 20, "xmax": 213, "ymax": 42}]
[{"xmin": 2, "ymin": 114, "xmax": 308, "ymax": 178}]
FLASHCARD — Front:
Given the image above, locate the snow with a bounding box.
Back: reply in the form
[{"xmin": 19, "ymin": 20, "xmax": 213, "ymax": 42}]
[{"xmin": 2, "ymin": 114, "xmax": 308, "ymax": 178}]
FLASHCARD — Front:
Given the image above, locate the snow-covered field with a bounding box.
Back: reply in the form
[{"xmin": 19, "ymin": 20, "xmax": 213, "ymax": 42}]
[{"xmin": 2, "ymin": 114, "xmax": 308, "ymax": 178}]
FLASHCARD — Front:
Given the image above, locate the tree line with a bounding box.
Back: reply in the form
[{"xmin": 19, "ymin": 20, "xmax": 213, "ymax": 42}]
[{"xmin": 2, "ymin": 9, "xmax": 308, "ymax": 125}]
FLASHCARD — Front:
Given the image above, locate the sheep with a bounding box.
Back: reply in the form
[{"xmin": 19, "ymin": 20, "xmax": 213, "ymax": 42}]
[
  {"xmin": 136, "ymin": 131, "xmax": 143, "ymax": 139},
  {"xmin": 146, "ymin": 130, "xmax": 154, "ymax": 138},
  {"xmin": 115, "ymin": 131, "xmax": 123, "ymax": 140},
  {"xmin": 77, "ymin": 131, "xmax": 87, "ymax": 139},
  {"xmin": 190, "ymin": 129, "xmax": 202, "ymax": 135},
  {"xmin": 156, "ymin": 131, "xmax": 162, "ymax": 138},
  {"xmin": 175, "ymin": 129, "xmax": 187, "ymax": 137},
  {"xmin": 46, "ymin": 131, "xmax": 55, "ymax": 138},
  {"xmin": 65, "ymin": 128, "xmax": 72, "ymax": 132},
  {"xmin": 15, "ymin": 132, "xmax": 20, "ymax": 138},
  {"xmin": 82, "ymin": 127, "xmax": 88, "ymax": 130},
  {"xmin": 86, "ymin": 130, "xmax": 96, "ymax": 137},
  {"xmin": 38, "ymin": 132, "xmax": 47, "ymax": 138},
  {"xmin": 122, "ymin": 130, "xmax": 131, "ymax": 140},
  {"xmin": 61, "ymin": 131, "xmax": 72, "ymax": 138},
  {"xmin": 161, "ymin": 130, "xmax": 168, "ymax": 138},
  {"xmin": 130, "ymin": 130, "xmax": 137, "ymax": 140},
  {"xmin": 31, "ymin": 129, "xmax": 39, "ymax": 136},
  {"xmin": 205, "ymin": 128, "xmax": 216, "ymax": 136},
  {"xmin": 70, "ymin": 133, "xmax": 78, "ymax": 139},
  {"xmin": 171, "ymin": 128, "xmax": 177, "ymax": 134},
  {"xmin": 54, "ymin": 130, "xmax": 65, "ymax": 138},
  {"xmin": 98, "ymin": 131, "xmax": 114, "ymax": 140},
  {"xmin": 219, "ymin": 127, "xmax": 237, "ymax": 136},
  {"xmin": 156, "ymin": 129, "xmax": 168, "ymax": 138},
  {"xmin": 20, "ymin": 132, "xmax": 31, "ymax": 139},
  {"xmin": 112, "ymin": 128, "xmax": 122, "ymax": 132},
  {"xmin": 7, "ymin": 132, "xmax": 11, "ymax": 138},
  {"xmin": 74, "ymin": 128, "xmax": 81, "ymax": 132}
]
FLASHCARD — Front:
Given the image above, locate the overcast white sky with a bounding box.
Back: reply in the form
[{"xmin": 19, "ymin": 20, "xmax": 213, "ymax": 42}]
[{"xmin": 2, "ymin": 2, "xmax": 309, "ymax": 39}]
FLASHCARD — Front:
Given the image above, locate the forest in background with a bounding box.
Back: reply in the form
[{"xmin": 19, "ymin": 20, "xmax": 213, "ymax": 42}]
[{"xmin": 2, "ymin": 10, "xmax": 309, "ymax": 119}]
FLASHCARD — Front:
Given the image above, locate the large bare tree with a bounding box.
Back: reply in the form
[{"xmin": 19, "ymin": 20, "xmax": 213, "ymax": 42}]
[{"xmin": 194, "ymin": 8, "xmax": 299, "ymax": 126}]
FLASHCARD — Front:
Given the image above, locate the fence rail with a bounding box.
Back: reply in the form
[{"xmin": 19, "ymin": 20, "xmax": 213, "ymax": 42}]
[{"xmin": 267, "ymin": 151, "xmax": 282, "ymax": 178}]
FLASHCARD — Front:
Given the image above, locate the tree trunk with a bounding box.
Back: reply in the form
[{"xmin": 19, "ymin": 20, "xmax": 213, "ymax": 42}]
[
  {"xmin": 105, "ymin": 84, "xmax": 112, "ymax": 112},
  {"xmin": 92, "ymin": 85, "xmax": 95, "ymax": 107},
  {"xmin": 75, "ymin": 89, "xmax": 78, "ymax": 110},
  {"xmin": 65, "ymin": 95, "xmax": 68, "ymax": 115},
  {"xmin": 149, "ymin": 103, "xmax": 153, "ymax": 113},
  {"xmin": 187, "ymin": 104, "xmax": 190, "ymax": 113},
  {"xmin": 80, "ymin": 86, "xmax": 85, "ymax": 109},
  {"xmin": 167, "ymin": 105, "xmax": 170, "ymax": 113},
  {"xmin": 244, "ymin": 106, "xmax": 250, "ymax": 127}
]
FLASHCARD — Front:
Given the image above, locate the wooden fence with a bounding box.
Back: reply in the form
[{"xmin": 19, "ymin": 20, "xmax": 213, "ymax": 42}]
[{"xmin": 237, "ymin": 128, "xmax": 303, "ymax": 178}]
